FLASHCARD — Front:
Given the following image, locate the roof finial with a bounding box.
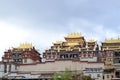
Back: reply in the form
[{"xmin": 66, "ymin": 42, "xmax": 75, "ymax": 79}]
[{"xmin": 67, "ymin": 32, "xmax": 82, "ymax": 38}]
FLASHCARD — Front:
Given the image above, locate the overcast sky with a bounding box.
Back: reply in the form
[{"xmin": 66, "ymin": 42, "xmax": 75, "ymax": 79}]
[{"xmin": 0, "ymin": 0, "xmax": 120, "ymax": 59}]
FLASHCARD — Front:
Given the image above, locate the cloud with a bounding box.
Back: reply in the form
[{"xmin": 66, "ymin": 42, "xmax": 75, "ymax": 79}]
[
  {"xmin": 0, "ymin": 21, "xmax": 29, "ymax": 60},
  {"xmin": 66, "ymin": 17, "xmax": 120, "ymax": 42},
  {"xmin": 0, "ymin": 0, "xmax": 120, "ymax": 60}
]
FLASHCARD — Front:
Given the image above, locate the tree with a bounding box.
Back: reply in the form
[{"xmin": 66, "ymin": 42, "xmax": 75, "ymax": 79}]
[
  {"xmin": 51, "ymin": 69, "xmax": 94, "ymax": 80},
  {"xmin": 82, "ymin": 76, "xmax": 95, "ymax": 80},
  {"xmin": 52, "ymin": 68, "xmax": 72, "ymax": 80}
]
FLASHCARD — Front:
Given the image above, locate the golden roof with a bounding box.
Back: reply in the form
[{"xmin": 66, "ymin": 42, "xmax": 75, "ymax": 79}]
[
  {"xmin": 53, "ymin": 41, "xmax": 62, "ymax": 44},
  {"xmin": 66, "ymin": 33, "xmax": 82, "ymax": 38},
  {"xmin": 87, "ymin": 39, "xmax": 95, "ymax": 42},
  {"xmin": 104, "ymin": 38, "xmax": 120, "ymax": 43},
  {"xmin": 64, "ymin": 42, "xmax": 79, "ymax": 46},
  {"xmin": 18, "ymin": 43, "xmax": 33, "ymax": 49}
]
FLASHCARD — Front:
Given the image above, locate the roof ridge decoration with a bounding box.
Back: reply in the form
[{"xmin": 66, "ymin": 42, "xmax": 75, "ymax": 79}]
[
  {"xmin": 53, "ymin": 40, "xmax": 62, "ymax": 44},
  {"xmin": 88, "ymin": 39, "xmax": 95, "ymax": 42},
  {"xmin": 56, "ymin": 40, "xmax": 62, "ymax": 43},
  {"xmin": 18, "ymin": 43, "xmax": 33, "ymax": 49},
  {"xmin": 67, "ymin": 32, "xmax": 82, "ymax": 38},
  {"xmin": 105, "ymin": 38, "xmax": 120, "ymax": 43}
]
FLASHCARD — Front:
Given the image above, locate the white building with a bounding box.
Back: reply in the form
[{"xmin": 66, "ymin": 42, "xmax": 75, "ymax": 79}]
[
  {"xmin": 84, "ymin": 67, "xmax": 103, "ymax": 80},
  {"xmin": 2, "ymin": 60, "xmax": 104, "ymax": 80},
  {"xmin": 0, "ymin": 62, "xmax": 17, "ymax": 79}
]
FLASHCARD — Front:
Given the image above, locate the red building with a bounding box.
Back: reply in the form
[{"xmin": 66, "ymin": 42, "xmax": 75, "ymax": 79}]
[
  {"xmin": 2, "ymin": 43, "xmax": 41, "ymax": 64},
  {"xmin": 43, "ymin": 33, "xmax": 99, "ymax": 62}
]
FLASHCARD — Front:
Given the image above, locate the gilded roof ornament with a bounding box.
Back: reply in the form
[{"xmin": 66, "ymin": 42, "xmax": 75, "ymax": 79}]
[
  {"xmin": 88, "ymin": 39, "xmax": 95, "ymax": 42},
  {"xmin": 53, "ymin": 40, "xmax": 62, "ymax": 44},
  {"xmin": 56, "ymin": 41, "xmax": 62, "ymax": 44},
  {"xmin": 67, "ymin": 33, "xmax": 82, "ymax": 38},
  {"xmin": 104, "ymin": 38, "xmax": 120, "ymax": 43},
  {"xmin": 18, "ymin": 43, "xmax": 33, "ymax": 49}
]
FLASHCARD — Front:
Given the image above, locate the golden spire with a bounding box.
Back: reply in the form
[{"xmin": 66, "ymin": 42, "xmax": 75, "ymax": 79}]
[
  {"xmin": 56, "ymin": 40, "xmax": 62, "ymax": 43},
  {"xmin": 67, "ymin": 33, "xmax": 82, "ymax": 38},
  {"xmin": 18, "ymin": 43, "xmax": 33, "ymax": 49},
  {"xmin": 87, "ymin": 39, "xmax": 95, "ymax": 42},
  {"xmin": 53, "ymin": 40, "xmax": 62, "ymax": 44},
  {"xmin": 104, "ymin": 38, "xmax": 120, "ymax": 43}
]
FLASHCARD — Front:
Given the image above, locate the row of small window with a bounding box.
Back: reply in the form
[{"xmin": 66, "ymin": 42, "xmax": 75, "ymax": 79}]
[
  {"xmin": 103, "ymin": 75, "xmax": 113, "ymax": 79},
  {"xmin": 104, "ymin": 53, "xmax": 113, "ymax": 56},
  {"xmin": 12, "ymin": 54, "xmax": 31, "ymax": 57},
  {"xmin": 12, "ymin": 54, "xmax": 22, "ymax": 57},
  {"xmin": 85, "ymin": 68, "xmax": 102, "ymax": 72},
  {"xmin": 13, "ymin": 59, "xmax": 22, "ymax": 62},
  {"xmin": 89, "ymin": 74, "xmax": 100, "ymax": 77},
  {"xmin": 104, "ymin": 58, "xmax": 113, "ymax": 61},
  {"xmin": 114, "ymin": 59, "xmax": 120, "ymax": 63}
]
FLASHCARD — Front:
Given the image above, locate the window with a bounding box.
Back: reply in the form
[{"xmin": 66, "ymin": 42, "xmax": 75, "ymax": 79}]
[
  {"xmin": 111, "ymin": 58, "xmax": 113, "ymax": 61},
  {"xmin": 107, "ymin": 75, "xmax": 109, "ymax": 78},
  {"xmin": 94, "ymin": 68, "xmax": 98, "ymax": 72},
  {"xmin": 12, "ymin": 54, "xmax": 16, "ymax": 57},
  {"xmin": 24, "ymin": 59, "xmax": 27, "ymax": 63},
  {"xmin": 13, "ymin": 59, "xmax": 16, "ymax": 62},
  {"xmin": 86, "ymin": 68, "xmax": 88, "ymax": 71},
  {"xmin": 15, "ymin": 65, "xmax": 17, "ymax": 70},
  {"xmin": 89, "ymin": 74, "xmax": 91, "ymax": 77},
  {"xmin": 4, "ymin": 62, "xmax": 7, "ymax": 73},
  {"xmin": 43, "ymin": 55, "xmax": 46, "ymax": 58},
  {"xmin": 97, "ymin": 74, "xmax": 100, "ymax": 77},
  {"xmin": 16, "ymin": 59, "xmax": 18, "ymax": 62},
  {"xmin": 19, "ymin": 59, "xmax": 21, "ymax": 62},
  {"xmin": 103, "ymin": 75, "xmax": 104, "ymax": 79},
  {"xmin": 111, "ymin": 75, "xmax": 113, "ymax": 78},
  {"xmin": 104, "ymin": 59, "xmax": 106, "ymax": 61},
  {"xmin": 18, "ymin": 54, "xmax": 22, "ymax": 57},
  {"xmin": 91, "ymin": 68, "xmax": 93, "ymax": 72},
  {"xmin": 9, "ymin": 64, "xmax": 11, "ymax": 72}
]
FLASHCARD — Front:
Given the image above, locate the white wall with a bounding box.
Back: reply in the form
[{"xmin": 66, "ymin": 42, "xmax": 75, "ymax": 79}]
[
  {"xmin": 0, "ymin": 64, "xmax": 4, "ymax": 78},
  {"xmin": 0, "ymin": 60, "xmax": 104, "ymax": 79},
  {"xmin": 18, "ymin": 60, "xmax": 104, "ymax": 73},
  {"xmin": 80, "ymin": 57, "xmax": 97, "ymax": 62},
  {"xmin": 0, "ymin": 63, "xmax": 17, "ymax": 78},
  {"xmin": 23, "ymin": 59, "xmax": 38, "ymax": 64}
]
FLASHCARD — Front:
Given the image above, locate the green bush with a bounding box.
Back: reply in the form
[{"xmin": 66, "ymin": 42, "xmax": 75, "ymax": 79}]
[{"xmin": 52, "ymin": 69, "xmax": 94, "ymax": 80}]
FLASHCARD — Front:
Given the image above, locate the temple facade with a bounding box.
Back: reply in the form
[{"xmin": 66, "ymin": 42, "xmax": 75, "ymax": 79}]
[
  {"xmin": 2, "ymin": 43, "xmax": 41, "ymax": 64},
  {"xmin": 43, "ymin": 33, "xmax": 99, "ymax": 62},
  {"xmin": 1, "ymin": 33, "xmax": 120, "ymax": 80},
  {"xmin": 101, "ymin": 38, "xmax": 120, "ymax": 80}
]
